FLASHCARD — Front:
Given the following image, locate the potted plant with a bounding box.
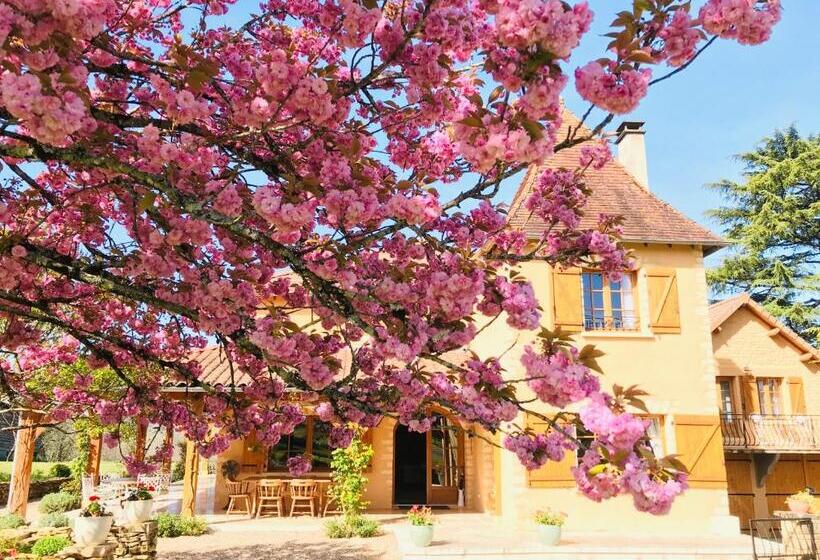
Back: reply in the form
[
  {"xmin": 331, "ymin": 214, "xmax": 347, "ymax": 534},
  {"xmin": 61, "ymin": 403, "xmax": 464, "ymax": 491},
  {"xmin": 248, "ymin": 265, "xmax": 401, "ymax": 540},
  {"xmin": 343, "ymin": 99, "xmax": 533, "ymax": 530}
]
[
  {"xmin": 786, "ymin": 488, "xmax": 816, "ymax": 514},
  {"xmin": 121, "ymin": 484, "xmax": 155, "ymax": 526},
  {"xmin": 534, "ymin": 509, "xmax": 566, "ymax": 546},
  {"xmin": 73, "ymin": 497, "xmax": 114, "ymax": 546},
  {"xmin": 407, "ymin": 505, "xmax": 434, "ymax": 547}
]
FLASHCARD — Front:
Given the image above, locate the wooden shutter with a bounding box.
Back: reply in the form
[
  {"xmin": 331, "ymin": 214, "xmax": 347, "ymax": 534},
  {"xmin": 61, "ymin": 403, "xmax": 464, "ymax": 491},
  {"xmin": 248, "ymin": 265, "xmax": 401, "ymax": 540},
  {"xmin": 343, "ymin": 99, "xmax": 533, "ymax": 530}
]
[
  {"xmin": 788, "ymin": 378, "xmax": 806, "ymax": 413},
  {"xmin": 241, "ymin": 431, "xmax": 267, "ymax": 473},
  {"xmin": 525, "ymin": 414, "xmax": 575, "ymax": 488},
  {"xmin": 552, "ymin": 267, "xmax": 583, "ymax": 332},
  {"xmin": 646, "ymin": 268, "xmax": 681, "ymax": 333},
  {"xmin": 674, "ymin": 415, "xmax": 727, "ymax": 489},
  {"xmin": 741, "ymin": 379, "xmax": 759, "ymax": 414}
]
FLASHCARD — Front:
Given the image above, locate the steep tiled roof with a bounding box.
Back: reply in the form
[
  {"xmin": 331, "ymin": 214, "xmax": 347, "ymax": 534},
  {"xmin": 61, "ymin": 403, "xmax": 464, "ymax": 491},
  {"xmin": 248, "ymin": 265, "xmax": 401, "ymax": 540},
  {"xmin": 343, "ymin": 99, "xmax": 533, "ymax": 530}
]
[
  {"xmin": 709, "ymin": 293, "xmax": 818, "ymax": 359},
  {"xmin": 507, "ymin": 110, "xmax": 727, "ymax": 254},
  {"xmin": 165, "ymin": 346, "xmax": 253, "ymax": 389}
]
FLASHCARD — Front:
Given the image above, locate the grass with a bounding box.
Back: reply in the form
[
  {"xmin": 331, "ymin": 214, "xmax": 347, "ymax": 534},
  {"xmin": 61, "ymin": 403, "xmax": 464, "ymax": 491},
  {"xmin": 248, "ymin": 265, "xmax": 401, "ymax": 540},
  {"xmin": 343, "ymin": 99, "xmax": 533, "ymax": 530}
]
[{"xmin": 0, "ymin": 461, "xmax": 123, "ymax": 476}]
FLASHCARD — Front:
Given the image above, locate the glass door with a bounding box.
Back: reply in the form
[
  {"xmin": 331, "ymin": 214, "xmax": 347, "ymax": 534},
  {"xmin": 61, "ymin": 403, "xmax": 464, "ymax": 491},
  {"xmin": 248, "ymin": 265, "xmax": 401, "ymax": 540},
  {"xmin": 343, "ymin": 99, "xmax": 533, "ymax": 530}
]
[{"xmin": 427, "ymin": 414, "xmax": 464, "ymax": 505}]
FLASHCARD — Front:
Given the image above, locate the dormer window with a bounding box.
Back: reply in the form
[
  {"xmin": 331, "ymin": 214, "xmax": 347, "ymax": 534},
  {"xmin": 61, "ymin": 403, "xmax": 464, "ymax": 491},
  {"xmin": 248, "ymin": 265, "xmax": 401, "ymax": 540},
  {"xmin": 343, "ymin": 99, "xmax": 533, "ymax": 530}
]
[{"xmin": 581, "ymin": 271, "xmax": 638, "ymax": 331}]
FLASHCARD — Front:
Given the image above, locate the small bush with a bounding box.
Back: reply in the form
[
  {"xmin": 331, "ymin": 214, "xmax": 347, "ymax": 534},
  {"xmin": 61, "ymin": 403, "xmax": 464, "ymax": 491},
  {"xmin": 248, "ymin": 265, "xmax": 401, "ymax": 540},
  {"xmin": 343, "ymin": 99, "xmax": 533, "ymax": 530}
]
[
  {"xmin": 154, "ymin": 513, "xmax": 208, "ymax": 538},
  {"xmin": 0, "ymin": 513, "xmax": 26, "ymax": 529},
  {"xmin": 171, "ymin": 462, "xmax": 185, "ymax": 483},
  {"xmin": 39, "ymin": 492, "xmax": 81, "ymax": 514},
  {"xmin": 49, "ymin": 463, "xmax": 72, "ymax": 479},
  {"xmin": 0, "ymin": 535, "xmax": 24, "ymax": 555},
  {"xmin": 325, "ymin": 515, "xmax": 381, "ymax": 539},
  {"xmin": 31, "ymin": 536, "xmax": 71, "ymax": 557},
  {"xmin": 31, "ymin": 469, "xmax": 49, "ymax": 482},
  {"xmin": 60, "ymin": 476, "xmax": 81, "ymax": 495},
  {"xmin": 37, "ymin": 513, "xmax": 70, "ymax": 528},
  {"xmin": 0, "ymin": 472, "xmax": 10, "ymax": 482}
]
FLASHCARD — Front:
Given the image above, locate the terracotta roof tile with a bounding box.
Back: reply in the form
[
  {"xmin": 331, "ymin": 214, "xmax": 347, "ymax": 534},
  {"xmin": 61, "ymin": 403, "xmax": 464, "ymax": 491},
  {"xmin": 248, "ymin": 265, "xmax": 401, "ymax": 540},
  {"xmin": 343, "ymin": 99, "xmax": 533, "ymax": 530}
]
[
  {"xmin": 507, "ymin": 110, "xmax": 727, "ymax": 254},
  {"xmin": 166, "ymin": 346, "xmax": 253, "ymax": 389}
]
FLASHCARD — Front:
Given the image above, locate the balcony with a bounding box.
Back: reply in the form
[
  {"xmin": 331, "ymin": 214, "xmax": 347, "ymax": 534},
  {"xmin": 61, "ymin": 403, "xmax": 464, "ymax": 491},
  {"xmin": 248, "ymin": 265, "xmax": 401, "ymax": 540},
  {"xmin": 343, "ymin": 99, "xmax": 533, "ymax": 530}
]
[{"xmin": 719, "ymin": 414, "xmax": 820, "ymax": 452}]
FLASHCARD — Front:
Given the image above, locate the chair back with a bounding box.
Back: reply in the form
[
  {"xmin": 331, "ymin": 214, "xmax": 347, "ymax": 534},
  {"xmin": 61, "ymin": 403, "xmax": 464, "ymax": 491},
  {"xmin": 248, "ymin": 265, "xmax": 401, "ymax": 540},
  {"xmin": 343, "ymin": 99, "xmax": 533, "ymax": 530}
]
[
  {"xmin": 289, "ymin": 480, "xmax": 317, "ymax": 497},
  {"xmin": 226, "ymin": 480, "xmax": 251, "ymax": 495},
  {"xmin": 258, "ymin": 479, "xmax": 286, "ymax": 498},
  {"xmin": 157, "ymin": 472, "xmax": 171, "ymax": 493}
]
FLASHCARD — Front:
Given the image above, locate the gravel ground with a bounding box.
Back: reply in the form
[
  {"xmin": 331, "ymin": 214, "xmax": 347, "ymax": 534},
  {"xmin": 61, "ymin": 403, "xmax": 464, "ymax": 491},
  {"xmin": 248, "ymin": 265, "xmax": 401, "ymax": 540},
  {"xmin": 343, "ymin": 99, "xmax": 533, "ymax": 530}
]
[{"xmin": 157, "ymin": 529, "xmax": 400, "ymax": 560}]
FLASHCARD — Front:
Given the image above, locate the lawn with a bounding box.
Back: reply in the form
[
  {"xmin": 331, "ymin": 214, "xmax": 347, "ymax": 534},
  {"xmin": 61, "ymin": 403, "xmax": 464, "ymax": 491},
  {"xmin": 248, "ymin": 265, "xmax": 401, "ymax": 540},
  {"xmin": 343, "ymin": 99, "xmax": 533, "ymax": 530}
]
[{"xmin": 0, "ymin": 461, "xmax": 123, "ymax": 477}]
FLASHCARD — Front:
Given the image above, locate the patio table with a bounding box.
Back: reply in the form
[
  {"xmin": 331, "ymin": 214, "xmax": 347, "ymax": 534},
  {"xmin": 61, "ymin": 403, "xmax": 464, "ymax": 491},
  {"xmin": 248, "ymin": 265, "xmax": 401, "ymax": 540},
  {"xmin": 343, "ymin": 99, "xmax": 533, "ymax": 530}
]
[{"xmin": 238, "ymin": 475, "xmax": 332, "ymax": 516}]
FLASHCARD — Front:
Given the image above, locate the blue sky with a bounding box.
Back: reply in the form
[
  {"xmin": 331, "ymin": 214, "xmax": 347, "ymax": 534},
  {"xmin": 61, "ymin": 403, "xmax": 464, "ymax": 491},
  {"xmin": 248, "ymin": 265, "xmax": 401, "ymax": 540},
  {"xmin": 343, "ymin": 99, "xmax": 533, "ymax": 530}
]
[{"xmin": 546, "ymin": 1, "xmax": 820, "ymax": 267}]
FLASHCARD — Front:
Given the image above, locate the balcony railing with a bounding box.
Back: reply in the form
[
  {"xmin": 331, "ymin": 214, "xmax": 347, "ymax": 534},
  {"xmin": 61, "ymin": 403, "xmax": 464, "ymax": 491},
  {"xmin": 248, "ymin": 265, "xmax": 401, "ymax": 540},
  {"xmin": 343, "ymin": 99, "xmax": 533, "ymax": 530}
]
[{"xmin": 719, "ymin": 414, "xmax": 820, "ymax": 452}]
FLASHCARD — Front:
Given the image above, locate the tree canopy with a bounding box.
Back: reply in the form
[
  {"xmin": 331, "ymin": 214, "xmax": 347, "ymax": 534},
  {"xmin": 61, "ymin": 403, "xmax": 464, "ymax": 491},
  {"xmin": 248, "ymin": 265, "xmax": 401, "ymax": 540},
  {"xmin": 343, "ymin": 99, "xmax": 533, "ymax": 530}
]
[
  {"xmin": 0, "ymin": 0, "xmax": 781, "ymax": 515},
  {"xmin": 708, "ymin": 127, "xmax": 819, "ymax": 345}
]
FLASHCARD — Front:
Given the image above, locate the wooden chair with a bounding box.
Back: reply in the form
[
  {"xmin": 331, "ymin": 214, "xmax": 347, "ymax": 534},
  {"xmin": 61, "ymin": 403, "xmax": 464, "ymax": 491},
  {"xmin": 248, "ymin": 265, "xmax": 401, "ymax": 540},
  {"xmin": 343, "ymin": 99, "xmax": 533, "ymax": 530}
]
[
  {"xmin": 289, "ymin": 480, "xmax": 317, "ymax": 517},
  {"xmin": 256, "ymin": 480, "xmax": 286, "ymax": 518},
  {"xmin": 226, "ymin": 480, "xmax": 253, "ymax": 516},
  {"xmin": 322, "ymin": 482, "xmax": 342, "ymax": 517}
]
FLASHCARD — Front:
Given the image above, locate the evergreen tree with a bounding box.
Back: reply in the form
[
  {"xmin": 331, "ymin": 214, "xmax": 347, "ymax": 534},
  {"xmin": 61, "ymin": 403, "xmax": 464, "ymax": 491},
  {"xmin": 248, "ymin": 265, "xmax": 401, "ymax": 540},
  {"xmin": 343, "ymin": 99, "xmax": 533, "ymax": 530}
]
[{"xmin": 707, "ymin": 127, "xmax": 819, "ymax": 345}]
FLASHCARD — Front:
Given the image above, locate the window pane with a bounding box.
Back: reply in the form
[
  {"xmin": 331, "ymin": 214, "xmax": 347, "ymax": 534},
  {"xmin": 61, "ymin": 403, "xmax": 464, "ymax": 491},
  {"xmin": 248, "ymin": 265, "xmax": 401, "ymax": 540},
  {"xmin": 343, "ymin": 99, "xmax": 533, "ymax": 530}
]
[
  {"xmin": 591, "ymin": 273, "xmax": 604, "ymax": 290},
  {"xmin": 430, "ymin": 415, "xmax": 460, "ymax": 487},
  {"xmin": 645, "ymin": 417, "xmax": 664, "ymax": 456},
  {"xmin": 311, "ymin": 421, "xmax": 332, "ymax": 471},
  {"xmin": 268, "ymin": 423, "xmax": 307, "ymax": 470}
]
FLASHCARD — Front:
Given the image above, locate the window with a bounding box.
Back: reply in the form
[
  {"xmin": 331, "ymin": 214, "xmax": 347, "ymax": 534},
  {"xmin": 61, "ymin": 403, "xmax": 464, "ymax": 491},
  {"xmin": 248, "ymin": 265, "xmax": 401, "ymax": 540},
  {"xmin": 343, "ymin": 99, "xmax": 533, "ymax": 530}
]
[
  {"xmin": 756, "ymin": 378, "xmax": 782, "ymax": 415},
  {"xmin": 581, "ymin": 272, "xmax": 637, "ymax": 331},
  {"xmin": 718, "ymin": 379, "xmax": 735, "ymax": 417},
  {"xmin": 267, "ymin": 418, "xmax": 332, "ymax": 471}
]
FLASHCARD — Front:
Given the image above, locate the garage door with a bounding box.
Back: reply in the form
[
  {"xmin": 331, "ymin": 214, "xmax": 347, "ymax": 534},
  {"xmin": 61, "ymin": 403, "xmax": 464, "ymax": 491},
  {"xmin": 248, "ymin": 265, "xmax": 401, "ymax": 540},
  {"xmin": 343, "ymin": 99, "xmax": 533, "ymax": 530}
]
[
  {"xmin": 765, "ymin": 454, "xmax": 820, "ymax": 515},
  {"xmin": 725, "ymin": 453, "xmax": 755, "ymax": 529}
]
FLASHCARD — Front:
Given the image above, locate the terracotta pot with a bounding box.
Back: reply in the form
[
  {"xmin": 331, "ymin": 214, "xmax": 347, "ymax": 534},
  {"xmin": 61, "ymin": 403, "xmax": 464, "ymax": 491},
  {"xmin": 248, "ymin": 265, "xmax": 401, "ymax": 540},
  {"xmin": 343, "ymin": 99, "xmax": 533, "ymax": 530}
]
[
  {"xmin": 787, "ymin": 499, "xmax": 811, "ymax": 514},
  {"xmin": 121, "ymin": 499, "xmax": 154, "ymax": 525},
  {"xmin": 73, "ymin": 515, "xmax": 114, "ymax": 546},
  {"xmin": 537, "ymin": 524, "xmax": 561, "ymax": 546},
  {"xmin": 409, "ymin": 525, "xmax": 434, "ymax": 547}
]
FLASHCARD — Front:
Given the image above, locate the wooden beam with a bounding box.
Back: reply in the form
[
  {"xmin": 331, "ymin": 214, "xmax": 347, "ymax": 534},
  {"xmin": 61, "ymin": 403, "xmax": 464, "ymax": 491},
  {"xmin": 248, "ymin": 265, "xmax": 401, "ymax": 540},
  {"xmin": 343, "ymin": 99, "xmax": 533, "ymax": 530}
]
[
  {"xmin": 134, "ymin": 420, "xmax": 148, "ymax": 463},
  {"xmin": 162, "ymin": 427, "xmax": 173, "ymax": 474},
  {"xmin": 85, "ymin": 435, "xmax": 103, "ymax": 485},
  {"xmin": 767, "ymin": 327, "xmax": 780, "ymax": 337},
  {"xmin": 7, "ymin": 411, "xmax": 42, "ymax": 517},
  {"xmin": 181, "ymin": 398, "xmax": 203, "ymax": 518}
]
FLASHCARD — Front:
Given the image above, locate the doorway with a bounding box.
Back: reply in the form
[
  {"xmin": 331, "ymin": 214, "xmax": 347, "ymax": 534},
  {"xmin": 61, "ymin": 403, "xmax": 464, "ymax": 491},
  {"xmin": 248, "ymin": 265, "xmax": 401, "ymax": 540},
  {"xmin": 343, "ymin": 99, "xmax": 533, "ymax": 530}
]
[{"xmin": 394, "ymin": 424, "xmax": 427, "ymax": 505}]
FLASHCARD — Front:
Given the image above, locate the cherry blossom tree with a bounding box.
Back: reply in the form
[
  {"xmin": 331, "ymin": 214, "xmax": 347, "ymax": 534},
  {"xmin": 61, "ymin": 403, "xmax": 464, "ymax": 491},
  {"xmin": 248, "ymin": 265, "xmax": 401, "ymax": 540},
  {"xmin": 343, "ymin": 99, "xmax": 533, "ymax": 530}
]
[{"xmin": 0, "ymin": 0, "xmax": 779, "ymax": 514}]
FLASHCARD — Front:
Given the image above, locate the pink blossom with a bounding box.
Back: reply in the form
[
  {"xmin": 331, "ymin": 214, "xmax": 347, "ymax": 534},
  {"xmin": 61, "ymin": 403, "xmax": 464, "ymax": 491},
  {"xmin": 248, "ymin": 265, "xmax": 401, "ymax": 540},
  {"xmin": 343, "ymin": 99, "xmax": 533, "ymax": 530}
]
[
  {"xmin": 700, "ymin": 0, "xmax": 781, "ymax": 45},
  {"xmin": 659, "ymin": 10, "xmax": 701, "ymax": 67},
  {"xmin": 575, "ymin": 62, "xmax": 651, "ymax": 114},
  {"xmin": 287, "ymin": 455, "xmax": 313, "ymax": 476}
]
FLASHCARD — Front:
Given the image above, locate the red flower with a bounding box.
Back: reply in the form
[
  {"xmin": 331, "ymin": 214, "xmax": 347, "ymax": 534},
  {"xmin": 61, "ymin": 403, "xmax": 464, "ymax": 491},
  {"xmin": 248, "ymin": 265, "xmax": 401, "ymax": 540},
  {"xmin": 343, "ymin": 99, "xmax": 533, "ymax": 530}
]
[
  {"xmin": 148, "ymin": 486, "xmax": 155, "ymax": 492},
  {"xmin": 89, "ymin": 495, "xmax": 99, "ymax": 502}
]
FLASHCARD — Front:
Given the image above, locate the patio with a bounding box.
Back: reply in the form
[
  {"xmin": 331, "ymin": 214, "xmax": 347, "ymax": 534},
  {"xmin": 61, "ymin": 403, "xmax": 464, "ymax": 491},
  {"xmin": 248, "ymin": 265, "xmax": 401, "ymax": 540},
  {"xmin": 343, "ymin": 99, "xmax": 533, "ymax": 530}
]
[{"xmin": 152, "ymin": 477, "xmax": 759, "ymax": 560}]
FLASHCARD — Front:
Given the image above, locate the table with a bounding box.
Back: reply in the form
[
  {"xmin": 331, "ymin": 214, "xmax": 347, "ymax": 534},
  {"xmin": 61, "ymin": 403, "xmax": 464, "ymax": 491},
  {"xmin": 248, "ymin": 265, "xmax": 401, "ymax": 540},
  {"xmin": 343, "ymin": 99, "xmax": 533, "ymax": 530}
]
[{"xmin": 236, "ymin": 475, "xmax": 332, "ymax": 517}]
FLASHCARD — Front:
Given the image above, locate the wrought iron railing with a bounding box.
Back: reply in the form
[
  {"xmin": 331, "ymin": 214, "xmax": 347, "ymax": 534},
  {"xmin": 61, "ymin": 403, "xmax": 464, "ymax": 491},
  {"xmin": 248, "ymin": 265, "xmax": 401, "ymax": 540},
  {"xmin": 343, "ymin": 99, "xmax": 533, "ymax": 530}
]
[
  {"xmin": 583, "ymin": 313, "xmax": 639, "ymax": 331},
  {"xmin": 720, "ymin": 414, "xmax": 820, "ymax": 452}
]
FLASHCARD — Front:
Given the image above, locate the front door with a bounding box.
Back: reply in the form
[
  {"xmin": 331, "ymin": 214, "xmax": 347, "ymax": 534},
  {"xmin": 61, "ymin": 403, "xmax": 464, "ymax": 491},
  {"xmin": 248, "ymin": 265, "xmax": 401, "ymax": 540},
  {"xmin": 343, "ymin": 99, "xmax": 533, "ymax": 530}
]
[
  {"xmin": 394, "ymin": 413, "xmax": 466, "ymax": 506},
  {"xmin": 394, "ymin": 424, "xmax": 427, "ymax": 505}
]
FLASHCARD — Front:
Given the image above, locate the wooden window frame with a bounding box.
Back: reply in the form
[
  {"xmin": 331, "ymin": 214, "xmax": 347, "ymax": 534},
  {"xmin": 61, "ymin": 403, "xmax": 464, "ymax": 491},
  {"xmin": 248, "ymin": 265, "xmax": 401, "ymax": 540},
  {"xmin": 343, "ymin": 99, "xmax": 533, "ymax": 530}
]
[
  {"xmin": 755, "ymin": 378, "xmax": 782, "ymax": 415},
  {"xmin": 717, "ymin": 377, "xmax": 737, "ymax": 417},
  {"xmin": 266, "ymin": 417, "xmax": 332, "ymax": 472},
  {"xmin": 580, "ymin": 270, "xmax": 639, "ymax": 332},
  {"xmin": 573, "ymin": 414, "xmax": 665, "ymax": 467}
]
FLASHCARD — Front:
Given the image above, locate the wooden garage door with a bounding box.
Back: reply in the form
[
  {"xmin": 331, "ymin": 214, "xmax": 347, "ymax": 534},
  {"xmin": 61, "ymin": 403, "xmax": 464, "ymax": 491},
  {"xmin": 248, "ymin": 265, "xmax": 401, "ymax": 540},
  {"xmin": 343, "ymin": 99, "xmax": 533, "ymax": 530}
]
[
  {"xmin": 725, "ymin": 454, "xmax": 755, "ymax": 530},
  {"xmin": 765, "ymin": 454, "xmax": 819, "ymax": 515}
]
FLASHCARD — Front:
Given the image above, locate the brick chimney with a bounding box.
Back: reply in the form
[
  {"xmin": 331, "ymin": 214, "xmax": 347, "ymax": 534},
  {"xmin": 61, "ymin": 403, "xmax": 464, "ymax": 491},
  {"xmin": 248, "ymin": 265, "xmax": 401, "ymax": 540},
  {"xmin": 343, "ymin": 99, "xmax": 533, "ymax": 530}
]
[{"xmin": 615, "ymin": 121, "xmax": 649, "ymax": 190}]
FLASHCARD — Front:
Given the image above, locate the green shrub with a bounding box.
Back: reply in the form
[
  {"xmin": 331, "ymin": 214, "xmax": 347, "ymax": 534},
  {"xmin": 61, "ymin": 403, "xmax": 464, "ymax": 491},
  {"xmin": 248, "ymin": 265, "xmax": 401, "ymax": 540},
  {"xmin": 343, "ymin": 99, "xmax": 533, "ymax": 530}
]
[
  {"xmin": 36, "ymin": 513, "xmax": 70, "ymax": 528},
  {"xmin": 49, "ymin": 463, "xmax": 72, "ymax": 479},
  {"xmin": 154, "ymin": 513, "xmax": 208, "ymax": 538},
  {"xmin": 38, "ymin": 492, "xmax": 81, "ymax": 514},
  {"xmin": 0, "ymin": 535, "xmax": 23, "ymax": 555},
  {"xmin": 171, "ymin": 462, "xmax": 185, "ymax": 483},
  {"xmin": 31, "ymin": 536, "xmax": 71, "ymax": 557},
  {"xmin": 325, "ymin": 515, "xmax": 381, "ymax": 539},
  {"xmin": 0, "ymin": 513, "xmax": 26, "ymax": 529},
  {"xmin": 31, "ymin": 469, "xmax": 49, "ymax": 482},
  {"xmin": 0, "ymin": 472, "xmax": 10, "ymax": 482},
  {"xmin": 60, "ymin": 476, "xmax": 81, "ymax": 495},
  {"xmin": 329, "ymin": 430, "xmax": 374, "ymax": 517}
]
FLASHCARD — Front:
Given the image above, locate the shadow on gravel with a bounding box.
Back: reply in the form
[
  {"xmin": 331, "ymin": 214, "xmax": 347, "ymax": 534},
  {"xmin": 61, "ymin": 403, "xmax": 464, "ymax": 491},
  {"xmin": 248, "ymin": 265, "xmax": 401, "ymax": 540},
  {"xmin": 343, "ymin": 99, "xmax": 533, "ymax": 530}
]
[{"xmin": 159, "ymin": 539, "xmax": 385, "ymax": 560}]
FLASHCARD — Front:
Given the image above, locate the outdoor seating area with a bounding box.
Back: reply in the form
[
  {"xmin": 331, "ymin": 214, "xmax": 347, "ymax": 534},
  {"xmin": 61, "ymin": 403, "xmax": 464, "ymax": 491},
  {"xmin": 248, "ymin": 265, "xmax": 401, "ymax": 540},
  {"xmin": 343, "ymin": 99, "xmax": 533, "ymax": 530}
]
[{"xmin": 224, "ymin": 477, "xmax": 339, "ymax": 518}]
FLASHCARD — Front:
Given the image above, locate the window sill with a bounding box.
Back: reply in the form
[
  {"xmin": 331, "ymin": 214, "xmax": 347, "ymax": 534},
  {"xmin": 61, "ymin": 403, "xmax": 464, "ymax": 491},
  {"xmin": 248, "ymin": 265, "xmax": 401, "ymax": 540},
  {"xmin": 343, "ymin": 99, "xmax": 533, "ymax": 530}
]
[{"xmin": 579, "ymin": 330, "xmax": 656, "ymax": 340}]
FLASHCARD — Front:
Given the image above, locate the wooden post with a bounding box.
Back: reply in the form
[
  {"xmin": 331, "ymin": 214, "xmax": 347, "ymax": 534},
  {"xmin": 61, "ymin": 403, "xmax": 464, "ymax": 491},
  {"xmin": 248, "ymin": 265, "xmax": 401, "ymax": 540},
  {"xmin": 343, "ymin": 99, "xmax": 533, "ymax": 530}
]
[
  {"xmin": 85, "ymin": 435, "xmax": 103, "ymax": 485},
  {"xmin": 181, "ymin": 397, "xmax": 203, "ymax": 518},
  {"xmin": 134, "ymin": 420, "xmax": 148, "ymax": 463},
  {"xmin": 162, "ymin": 427, "xmax": 173, "ymax": 474},
  {"xmin": 7, "ymin": 411, "xmax": 42, "ymax": 517}
]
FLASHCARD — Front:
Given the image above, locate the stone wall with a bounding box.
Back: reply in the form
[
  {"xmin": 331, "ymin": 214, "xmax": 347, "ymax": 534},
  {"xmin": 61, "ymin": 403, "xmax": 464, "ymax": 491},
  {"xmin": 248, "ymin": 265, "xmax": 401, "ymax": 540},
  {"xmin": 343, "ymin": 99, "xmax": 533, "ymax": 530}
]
[
  {"xmin": 2, "ymin": 520, "xmax": 157, "ymax": 560},
  {"xmin": 0, "ymin": 477, "xmax": 71, "ymax": 503}
]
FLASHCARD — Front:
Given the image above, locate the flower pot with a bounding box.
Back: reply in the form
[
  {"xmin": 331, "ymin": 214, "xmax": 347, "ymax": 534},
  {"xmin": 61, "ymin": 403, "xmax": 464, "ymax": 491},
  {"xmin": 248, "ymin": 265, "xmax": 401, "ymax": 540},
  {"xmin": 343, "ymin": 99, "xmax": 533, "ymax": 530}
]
[
  {"xmin": 409, "ymin": 524, "xmax": 434, "ymax": 547},
  {"xmin": 73, "ymin": 515, "xmax": 114, "ymax": 546},
  {"xmin": 537, "ymin": 524, "xmax": 561, "ymax": 546},
  {"xmin": 787, "ymin": 500, "xmax": 811, "ymax": 514},
  {"xmin": 122, "ymin": 499, "xmax": 154, "ymax": 526}
]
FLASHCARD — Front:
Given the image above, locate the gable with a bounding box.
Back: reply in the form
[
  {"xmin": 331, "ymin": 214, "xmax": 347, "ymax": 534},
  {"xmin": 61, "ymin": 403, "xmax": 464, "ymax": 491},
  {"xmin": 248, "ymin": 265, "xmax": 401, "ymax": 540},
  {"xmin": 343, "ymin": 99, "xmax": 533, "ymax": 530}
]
[{"xmin": 712, "ymin": 307, "xmax": 817, "ymax": 376}]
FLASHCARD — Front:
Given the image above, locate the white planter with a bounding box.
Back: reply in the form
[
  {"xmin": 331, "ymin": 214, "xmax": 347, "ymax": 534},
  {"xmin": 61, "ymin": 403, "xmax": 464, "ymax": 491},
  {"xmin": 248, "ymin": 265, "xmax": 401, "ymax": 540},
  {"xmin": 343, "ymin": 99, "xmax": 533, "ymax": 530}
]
[
  {"xmin": 73, "ymin": 515, "xmax": 114, "ymax": 546},
  {"xmin": 537, "ymin": 524, "xmax": 561, "ymax": 546},
  {"xmin": 121, "ymin": 499, "xmax": 154, "ymax": 526}
]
